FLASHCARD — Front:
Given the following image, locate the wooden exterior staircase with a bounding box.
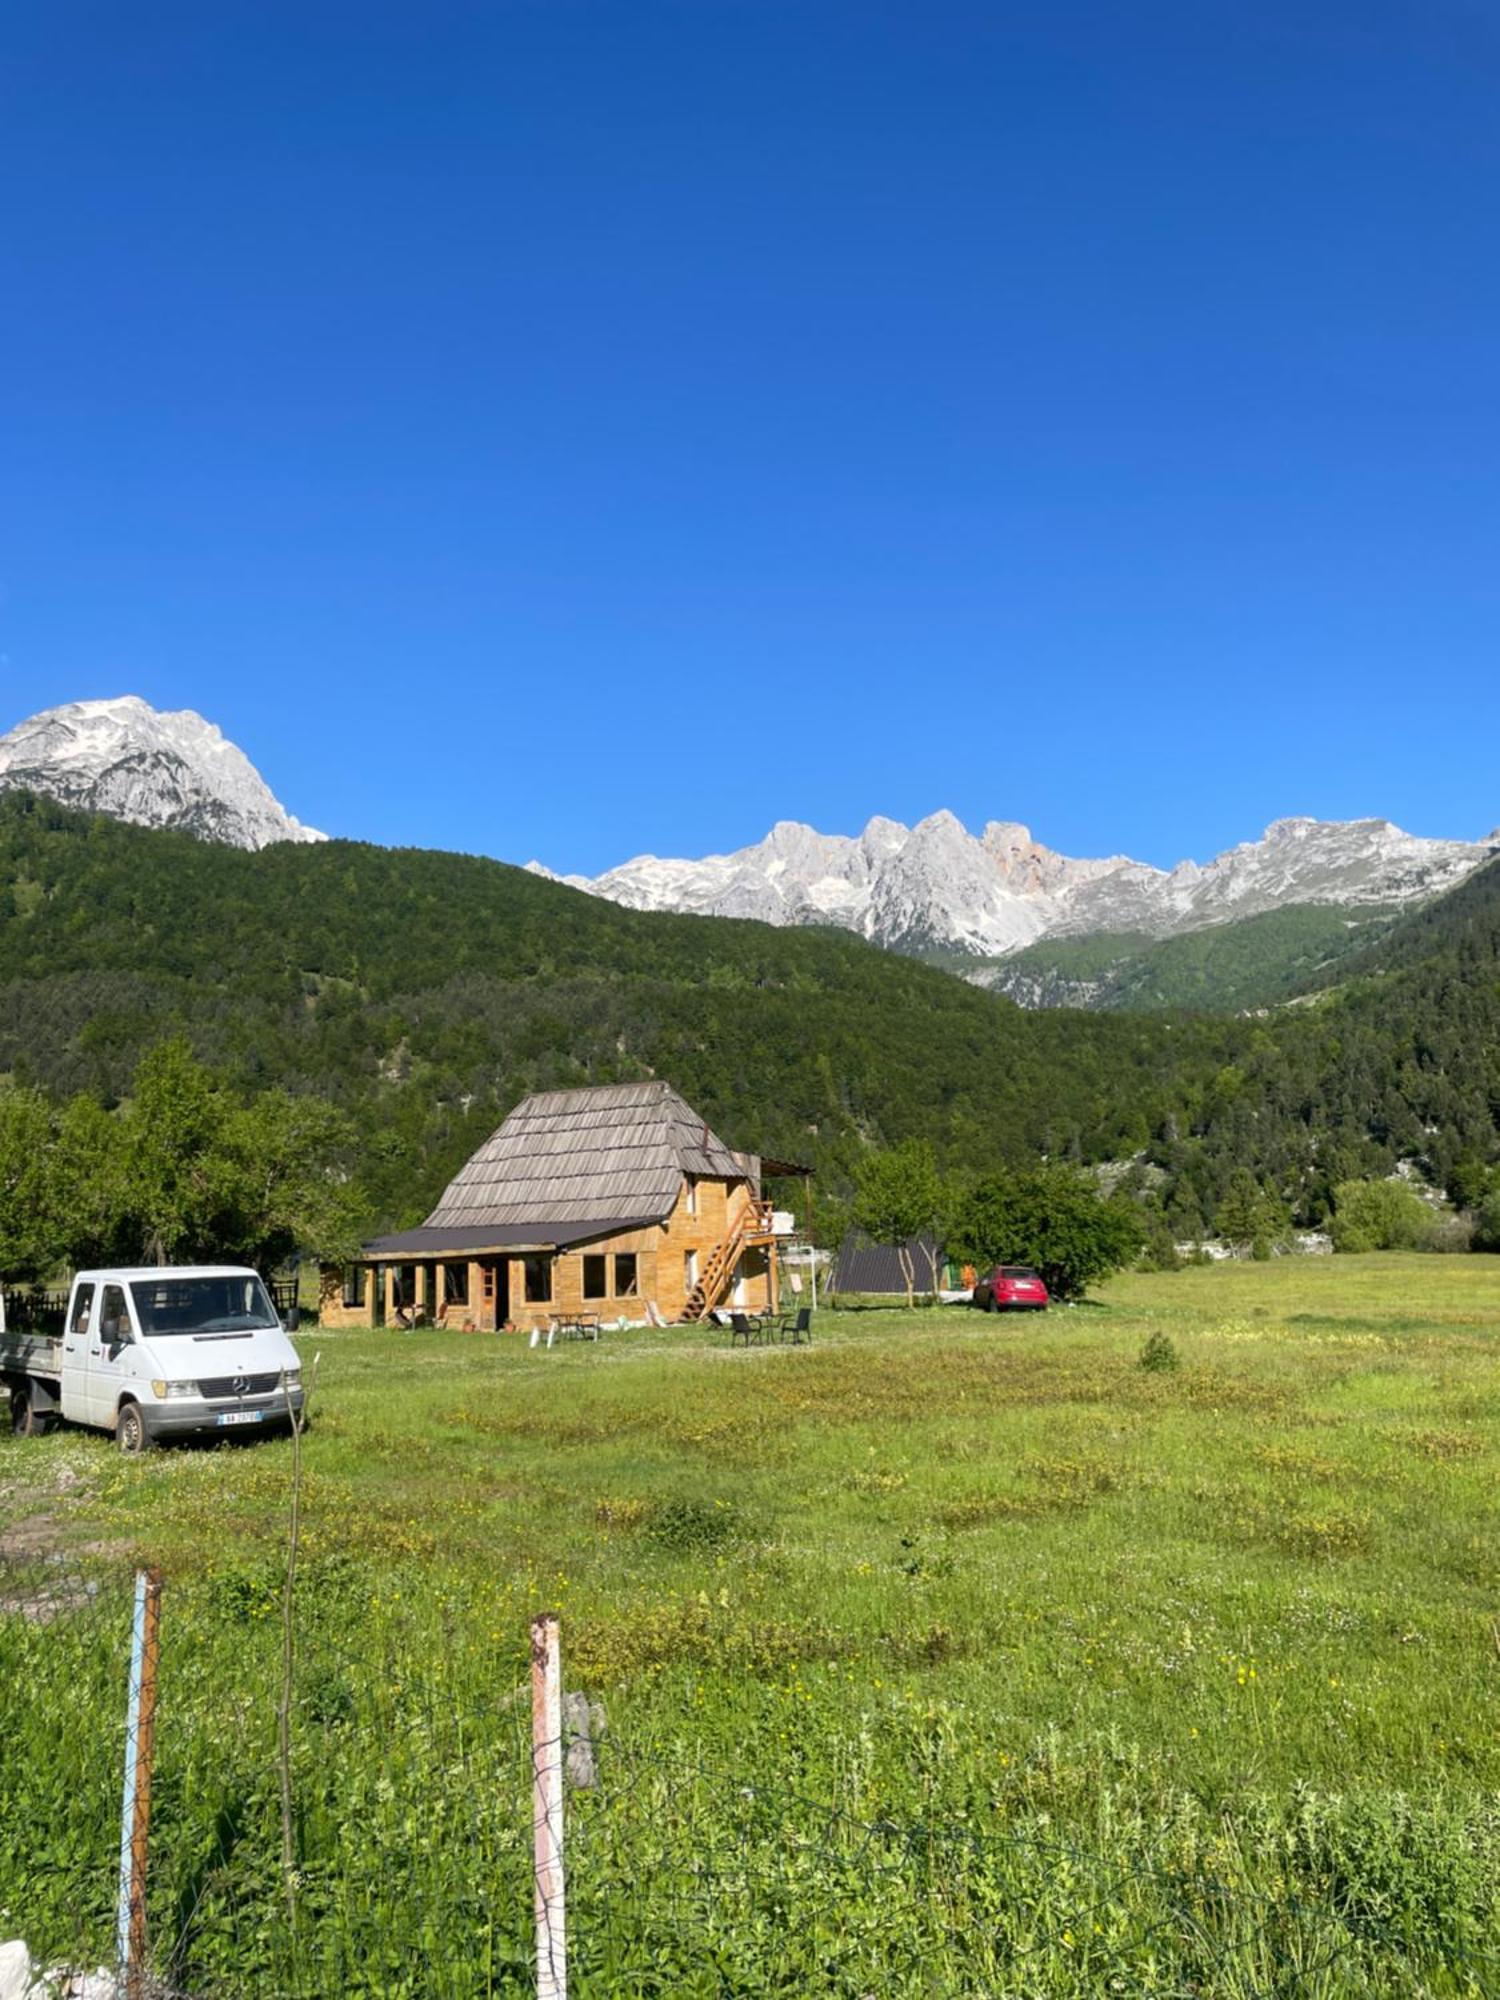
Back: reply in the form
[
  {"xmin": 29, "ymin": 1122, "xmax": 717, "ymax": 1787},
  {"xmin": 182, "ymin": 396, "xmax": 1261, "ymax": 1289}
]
[{"xmin": 681, "ymin": 1200, "xmax": 775, "ymax": 1322}]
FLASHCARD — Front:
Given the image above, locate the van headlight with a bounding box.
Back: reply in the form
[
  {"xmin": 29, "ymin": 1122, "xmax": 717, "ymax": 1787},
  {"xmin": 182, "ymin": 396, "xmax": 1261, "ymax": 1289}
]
[
  {"xmin": 282, "ymin": 1369, "xmax": 301, "ymax": 1390},
  {"xmin": 150, "ymin": 1380, "xmax": 198, "ymax": 1399}
]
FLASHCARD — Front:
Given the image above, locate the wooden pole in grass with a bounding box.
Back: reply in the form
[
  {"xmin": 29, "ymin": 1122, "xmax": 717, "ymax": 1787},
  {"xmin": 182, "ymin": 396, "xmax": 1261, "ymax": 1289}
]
[
  {"xmin": 531, "ymin": 1611, "xmax": 567, "ymax": 2000},
  {"xmin": 116, "ymin": 1567, "xmax": 163, "ymax": 2000}
]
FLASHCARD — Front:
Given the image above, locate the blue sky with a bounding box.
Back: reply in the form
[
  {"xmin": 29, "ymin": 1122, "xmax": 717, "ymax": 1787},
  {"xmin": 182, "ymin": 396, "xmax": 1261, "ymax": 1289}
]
[{"xmin": 2, "ymin": 2, "xmax": 1498, "ymax": 873}]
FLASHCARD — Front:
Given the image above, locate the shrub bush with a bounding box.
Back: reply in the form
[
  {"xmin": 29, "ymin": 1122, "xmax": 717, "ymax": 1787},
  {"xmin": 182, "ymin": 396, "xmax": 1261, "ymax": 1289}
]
[
  {"xmin": 1329, "ymin": 1178, "xmax": 1441, "ymax": 1253},
  {"xmin": 1139, "ymin": 1330, "xmax": 1179, "ymax": 1373},
  {"xmin": 1430, "ymin": 1213, "xmax": 1475, "ymax": 1254},
  {"xmin": 645, "ymin": 1496, "xmax": 743, "ymax": 1553},
  {"xmin": 1473, "ymin": 1186, "xmax": 1500, "ymax": 1252}
]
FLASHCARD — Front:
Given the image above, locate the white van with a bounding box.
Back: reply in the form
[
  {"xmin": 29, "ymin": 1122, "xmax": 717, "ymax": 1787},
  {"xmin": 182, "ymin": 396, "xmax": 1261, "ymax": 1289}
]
[{"xmin": 0, "ymin": 1266, "xmax": 304, "ymax": 1452}]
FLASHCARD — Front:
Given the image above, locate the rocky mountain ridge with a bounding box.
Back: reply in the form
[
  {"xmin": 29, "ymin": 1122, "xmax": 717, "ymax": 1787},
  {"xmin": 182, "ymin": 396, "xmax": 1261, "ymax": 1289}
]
[
  {"xmin": 4, "ymin": 696, "xmax": 1493, "ymax": 963},
  {"xmin": 536, "ymin": 810, "xmax": 1500, "ymax": 959},
  {"xmin": 0, "ymin": 697, "xmax": 324, "ymax": 851}
]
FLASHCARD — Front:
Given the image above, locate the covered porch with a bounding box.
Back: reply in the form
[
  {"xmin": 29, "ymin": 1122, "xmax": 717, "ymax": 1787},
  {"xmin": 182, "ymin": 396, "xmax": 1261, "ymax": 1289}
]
[
  {"xmin": 320, "ymin": 1225, "xmax": 568, "ymax": 1332},
  {"xmin": 319, "ymin": 1215, "xmax": 670, "ymax": 1333}
]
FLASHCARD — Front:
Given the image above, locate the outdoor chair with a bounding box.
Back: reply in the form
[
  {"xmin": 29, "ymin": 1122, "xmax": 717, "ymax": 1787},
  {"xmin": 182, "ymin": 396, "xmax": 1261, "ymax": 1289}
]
[
  {"xmin": 729, "ymin": 1312, "xmax": 766, "ymax": 1347},
  {"xmin": 777, "ymin": 1306, "xmax": 813, "ymax": 1345}
]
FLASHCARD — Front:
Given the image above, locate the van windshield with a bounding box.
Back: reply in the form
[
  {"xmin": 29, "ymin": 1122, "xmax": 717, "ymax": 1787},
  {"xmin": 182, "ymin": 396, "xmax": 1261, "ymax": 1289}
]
[{"xmin": 129, "ymin": 1276, "xmax": 280, "ymax": 1337}]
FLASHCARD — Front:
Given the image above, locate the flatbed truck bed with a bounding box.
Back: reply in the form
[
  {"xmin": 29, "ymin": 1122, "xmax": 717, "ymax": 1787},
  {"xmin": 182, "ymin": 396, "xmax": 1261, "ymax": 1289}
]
[{"xmin": 0, "ymin": 1331, "xmax": 63, "ymax": 1381}]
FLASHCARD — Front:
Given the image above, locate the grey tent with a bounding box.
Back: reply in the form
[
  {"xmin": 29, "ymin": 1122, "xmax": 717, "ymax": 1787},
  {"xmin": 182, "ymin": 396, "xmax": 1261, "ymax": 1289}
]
[{"xmin": 829, "ymin": 1231, "xmax": 952, "ymax": 1297}]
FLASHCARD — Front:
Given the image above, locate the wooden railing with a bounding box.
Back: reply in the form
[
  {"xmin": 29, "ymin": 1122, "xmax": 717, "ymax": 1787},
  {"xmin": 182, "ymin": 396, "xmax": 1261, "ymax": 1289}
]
[{"xmin": 681, "ymin": 1200, "xmax": 775, "ymax": 1322}]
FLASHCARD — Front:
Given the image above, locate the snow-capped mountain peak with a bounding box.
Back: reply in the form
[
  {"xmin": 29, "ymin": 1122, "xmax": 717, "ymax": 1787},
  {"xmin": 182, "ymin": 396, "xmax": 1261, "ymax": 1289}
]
[
  {"xmin": 545, "ymin": 811, "xmax": 1499, "ymax": 959},
  {"xmin": 0, "ymin": 696, "xmax": 325, "ymax": 850}
]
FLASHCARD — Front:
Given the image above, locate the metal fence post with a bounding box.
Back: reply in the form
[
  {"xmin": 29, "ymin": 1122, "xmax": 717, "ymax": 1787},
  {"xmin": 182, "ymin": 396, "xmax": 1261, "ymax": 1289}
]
[
  {"xmin": 531, "ymin": 1611, "xmax": 567, "ymax": 2000},
  {"xmin": 116, "ymin": 1568, "xmax": 163, "ymax": 2000}
]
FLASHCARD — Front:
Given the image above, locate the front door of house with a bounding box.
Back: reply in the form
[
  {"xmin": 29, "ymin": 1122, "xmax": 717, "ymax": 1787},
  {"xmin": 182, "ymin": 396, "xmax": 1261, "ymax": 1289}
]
[{"xmin": 480, "ymin": 1260, "xmax": 510, "ymax": 1330}]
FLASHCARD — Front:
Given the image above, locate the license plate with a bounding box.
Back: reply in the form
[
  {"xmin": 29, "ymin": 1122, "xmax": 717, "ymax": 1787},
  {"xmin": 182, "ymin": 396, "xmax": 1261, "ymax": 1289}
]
[{"xmin": 216, "ymin": 1410, "xmax": 264, "ymax": 1427}]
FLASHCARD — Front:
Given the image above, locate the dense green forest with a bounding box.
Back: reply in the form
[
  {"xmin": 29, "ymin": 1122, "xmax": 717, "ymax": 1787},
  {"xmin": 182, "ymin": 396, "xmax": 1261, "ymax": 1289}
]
[
  {"xmin": 2, "ymin": 791, "xmax": 1499, "ymax": 1243},
  {"xmin": 963, "ymin": 903, "xmax": 1395, "ymax": 1013}
]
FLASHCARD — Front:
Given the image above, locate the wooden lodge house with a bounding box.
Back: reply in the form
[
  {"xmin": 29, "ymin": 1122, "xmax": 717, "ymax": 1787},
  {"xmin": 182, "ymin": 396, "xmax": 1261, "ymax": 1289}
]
[{"xmin": 321, "ymin": 1080, "xmax": 807, "ymax": 1333}]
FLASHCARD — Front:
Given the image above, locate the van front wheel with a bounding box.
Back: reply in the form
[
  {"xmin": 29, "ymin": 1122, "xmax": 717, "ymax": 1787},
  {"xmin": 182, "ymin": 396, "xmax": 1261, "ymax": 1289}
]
[{"xmin": 116, "ymin": 1402, "xmax": 151, "ymax": 1455}]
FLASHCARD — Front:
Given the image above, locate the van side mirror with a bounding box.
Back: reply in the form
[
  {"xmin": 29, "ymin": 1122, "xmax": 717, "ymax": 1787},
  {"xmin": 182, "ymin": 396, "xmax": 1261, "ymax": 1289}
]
[{"xmin": 102, "ymin": 1317, "xmax": 129, "ymax": 1347}]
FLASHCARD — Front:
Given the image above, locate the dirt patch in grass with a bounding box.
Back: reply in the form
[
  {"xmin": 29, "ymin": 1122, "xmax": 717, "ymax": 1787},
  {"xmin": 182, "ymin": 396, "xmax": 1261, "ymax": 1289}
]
[
  {"xmin": 0, "ymin": 1512, "xmax": 64, "ymax": 1560},
  {"xmin": 0, "ymin": 1509, "xmax": 116, "ymax": 1623}
]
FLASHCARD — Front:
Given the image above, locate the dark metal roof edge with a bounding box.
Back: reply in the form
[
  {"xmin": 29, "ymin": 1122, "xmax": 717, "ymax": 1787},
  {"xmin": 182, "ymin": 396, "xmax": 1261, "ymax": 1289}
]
[{"xmin": 360, "ymin": 1215, "xmax": 664, "ymax": 1259}]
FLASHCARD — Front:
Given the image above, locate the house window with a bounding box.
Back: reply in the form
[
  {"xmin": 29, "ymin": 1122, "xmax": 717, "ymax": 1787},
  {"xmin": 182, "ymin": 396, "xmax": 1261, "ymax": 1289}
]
[
  {"xmin": 614, "ymin": 1253, "xmax": 638, "ymax": 1296},
  {"xmin": 583, "ymin": 1254, "xmax": 608, "ymax": 1299},
  {"xmin": 524, "ymin": 1255, "xmax": 553, "ymax": 1304},
  {"xmin": 444, "ymin": 1264, "xmax": 470, "ymax": 1307},
  {"xmin": 342, "ymin": 1265, "xmax": 365, "ymax": 1310},
  {"xmin": 482, "ymin": 1265, "xmax": 496, "ymax": 1303},
  {"xmin": 684, "ymin": 1249, "xmax": 699, "ymax": 1292},
  {"xmin": 685, "ymin": 1178, "xmax": 698, "ymax": 1217}
]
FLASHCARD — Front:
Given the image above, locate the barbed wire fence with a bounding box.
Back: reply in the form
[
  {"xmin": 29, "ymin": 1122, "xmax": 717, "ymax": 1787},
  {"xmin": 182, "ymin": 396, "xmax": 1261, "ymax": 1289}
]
[{"xmin": 3, "ymin": 1546, "xmax": 1498, "ymax": 1998}]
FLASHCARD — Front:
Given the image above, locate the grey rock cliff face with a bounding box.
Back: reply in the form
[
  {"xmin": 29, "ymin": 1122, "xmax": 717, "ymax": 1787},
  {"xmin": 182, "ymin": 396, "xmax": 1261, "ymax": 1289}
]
[
  {"xmin": 0, "ymin": 696, "xmax": 325, "ymax": 851},
  {"xmin": 539, "ymin": 812, "xmax": 1498, "ymax": 958}
]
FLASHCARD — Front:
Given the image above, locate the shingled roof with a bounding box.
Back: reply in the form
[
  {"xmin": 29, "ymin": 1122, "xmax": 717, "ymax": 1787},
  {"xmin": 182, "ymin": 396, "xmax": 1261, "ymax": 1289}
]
[{"xmin": 422, "ymin": 1080, "xmax": 750, "ymax": 1233}]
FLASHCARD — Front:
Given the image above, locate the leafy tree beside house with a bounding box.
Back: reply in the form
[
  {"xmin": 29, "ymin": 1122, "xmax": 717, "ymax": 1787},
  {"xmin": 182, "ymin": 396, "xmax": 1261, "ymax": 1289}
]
[
  {"xmin": 222, "ymin": 1087, "xmax": 366, "ymax": 1271},
  {"xmin": 850, "ymin": 1139, "xmax": 950, "ymax": 1307},
  {"xmin": 0, "ymin": 1088, "xmax": 66, "ymax": 1282},
  {"xmin": 48, "ymin": 1093, "xmax": 128, "ymax": 1269},
  {"xmin": 949, "ymin": 1164, "xmax": 1144, "ymax": 1301},
  {"xmin": 126, "ymin": 1039, "xmax": 233, "ymax": 1267},
  {"xmin": 0, "ymin": 1039, "xmax": 365, "ymax": 1278},
  {"xmin": 120, "ymin": 1045, "xmax": 366, "ymax": 1268}
]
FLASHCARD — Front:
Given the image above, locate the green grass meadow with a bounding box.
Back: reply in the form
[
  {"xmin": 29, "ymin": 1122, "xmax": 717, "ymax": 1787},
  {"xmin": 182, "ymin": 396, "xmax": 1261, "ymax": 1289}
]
[{"xmin": 4, "ymin": 1254, "xmax": 1499, "ymax": 1994}]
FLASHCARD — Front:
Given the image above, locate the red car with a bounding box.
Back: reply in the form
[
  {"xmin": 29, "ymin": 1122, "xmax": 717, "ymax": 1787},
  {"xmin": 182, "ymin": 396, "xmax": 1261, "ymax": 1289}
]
[{"xmin": 971, "ymin": 1265, "xmax": 1050, "ymax": 1312}]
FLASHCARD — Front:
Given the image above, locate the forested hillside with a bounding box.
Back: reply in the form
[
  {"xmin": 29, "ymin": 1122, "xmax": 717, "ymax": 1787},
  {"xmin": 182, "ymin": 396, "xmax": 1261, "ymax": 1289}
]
[
  {"xmin": 2, "ymin": 791, "xmax": 1499, "ymax": 1241},
  {"xmin": 0, "ymin": 794, "xmax": 1239, "ymax": 1228},
  {"xmin": 1319, "ymin": 846, "xmax": 1500, "ymax": 986},
  {"xmin": 971, "ymin": 904, "xmax": 1395, "ymax": 1013}
]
